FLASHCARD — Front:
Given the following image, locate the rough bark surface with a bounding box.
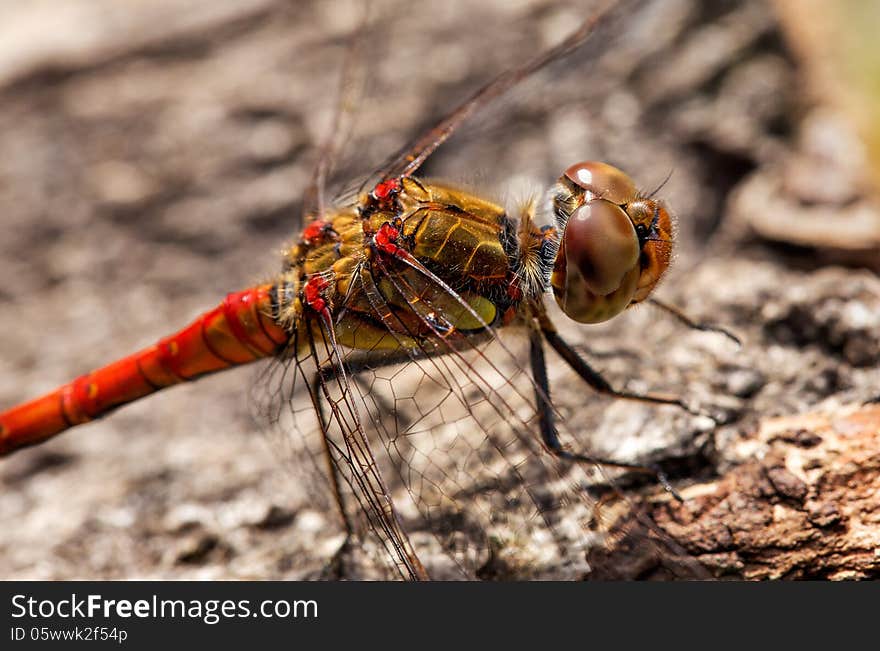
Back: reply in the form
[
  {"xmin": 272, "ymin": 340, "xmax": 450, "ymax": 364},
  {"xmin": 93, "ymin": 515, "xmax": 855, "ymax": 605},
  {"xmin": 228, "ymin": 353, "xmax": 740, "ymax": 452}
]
[{"xmin": 588, "ymin": 404, "xmax": 880, "ymax": 579}]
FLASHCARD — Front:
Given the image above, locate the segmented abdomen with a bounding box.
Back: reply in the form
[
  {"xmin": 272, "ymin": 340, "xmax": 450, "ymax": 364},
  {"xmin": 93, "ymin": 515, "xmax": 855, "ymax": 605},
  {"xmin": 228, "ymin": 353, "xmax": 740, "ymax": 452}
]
[{"xmin": 0, "ymin": 285, "xmax": 288, "ymax": 455}]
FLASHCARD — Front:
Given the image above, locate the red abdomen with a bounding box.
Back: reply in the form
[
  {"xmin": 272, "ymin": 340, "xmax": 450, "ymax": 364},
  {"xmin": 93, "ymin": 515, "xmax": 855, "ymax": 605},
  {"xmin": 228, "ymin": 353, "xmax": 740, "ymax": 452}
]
[{"xmin": 0, "ymin": 285, "xmax": 288, "ymax": 456}]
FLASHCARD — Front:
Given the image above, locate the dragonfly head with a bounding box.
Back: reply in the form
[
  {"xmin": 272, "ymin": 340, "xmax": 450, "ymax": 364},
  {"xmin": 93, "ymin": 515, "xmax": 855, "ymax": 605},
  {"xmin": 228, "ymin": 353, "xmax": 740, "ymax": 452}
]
[{"xmin": 549, "ymin": 161, "xmax": 674, "ymax": 324}]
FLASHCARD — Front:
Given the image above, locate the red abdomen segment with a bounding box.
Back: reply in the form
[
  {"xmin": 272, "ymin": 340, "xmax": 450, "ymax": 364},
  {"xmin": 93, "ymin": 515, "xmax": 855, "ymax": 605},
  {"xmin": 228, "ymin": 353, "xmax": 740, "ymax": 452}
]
[{"xmin": 0, "ymin": 285, "xmax": 288, "ymax": 456}]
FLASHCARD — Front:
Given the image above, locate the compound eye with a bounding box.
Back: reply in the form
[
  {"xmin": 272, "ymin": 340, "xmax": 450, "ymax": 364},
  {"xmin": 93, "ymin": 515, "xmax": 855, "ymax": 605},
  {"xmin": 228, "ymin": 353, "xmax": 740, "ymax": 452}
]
[
  {"xmin": 563, "ymin": 161, "xmax": 638, "ymax": 205},
  {"xmin": 562, "ymin": 199, "xmax": 639, "ymax": 296}
]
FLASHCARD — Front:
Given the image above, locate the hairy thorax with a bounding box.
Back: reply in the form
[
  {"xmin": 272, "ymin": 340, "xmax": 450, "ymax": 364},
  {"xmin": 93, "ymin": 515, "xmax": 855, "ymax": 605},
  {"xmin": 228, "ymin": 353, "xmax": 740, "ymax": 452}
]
[{"xmin": 274, "ymin": 178, "xmax": 532, "ymax": 355}]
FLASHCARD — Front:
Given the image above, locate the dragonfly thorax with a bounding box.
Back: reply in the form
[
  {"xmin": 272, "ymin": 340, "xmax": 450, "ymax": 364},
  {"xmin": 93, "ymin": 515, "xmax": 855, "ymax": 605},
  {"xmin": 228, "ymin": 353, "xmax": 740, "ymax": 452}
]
[{"xmin": 276, "ymin": 176, "xmax": 530, "ymax": 354}]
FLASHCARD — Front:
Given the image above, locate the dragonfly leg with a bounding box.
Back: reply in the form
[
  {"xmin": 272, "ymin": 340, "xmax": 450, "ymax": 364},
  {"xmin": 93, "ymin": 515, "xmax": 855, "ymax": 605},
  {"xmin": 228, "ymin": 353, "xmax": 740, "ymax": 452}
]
[
  {"xmin": 539, "ymin": 324, "xmax": 704, "ymax": 417},
  {"xmin": 528, "ymin": 326, "xmax": 684, "ymax": 502},
  {"xmin": 647, "ymin": 298, "xmax": 741, "ymax": 346}
]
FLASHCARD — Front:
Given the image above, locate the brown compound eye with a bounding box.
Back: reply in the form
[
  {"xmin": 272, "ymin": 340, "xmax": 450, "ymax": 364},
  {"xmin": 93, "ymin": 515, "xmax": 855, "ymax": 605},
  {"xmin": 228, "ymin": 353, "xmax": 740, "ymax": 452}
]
[
  {"xmin": 562, "ymin": 200, "xmax": 639, "ymax": 295},
  {"xmin": 564, "ymin": 161, "xmax": 638, "ymax": 205},
  {"xmin": 551, "ymin": 199, "xmax": 640, "ymax": 324}
]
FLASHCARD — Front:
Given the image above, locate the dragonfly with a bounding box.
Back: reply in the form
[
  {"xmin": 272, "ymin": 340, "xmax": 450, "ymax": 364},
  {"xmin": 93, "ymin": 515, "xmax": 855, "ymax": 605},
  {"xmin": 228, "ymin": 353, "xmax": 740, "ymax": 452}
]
[{"xmin": 0, "ymin": 0, "xmax": 725, "ymax": 580}]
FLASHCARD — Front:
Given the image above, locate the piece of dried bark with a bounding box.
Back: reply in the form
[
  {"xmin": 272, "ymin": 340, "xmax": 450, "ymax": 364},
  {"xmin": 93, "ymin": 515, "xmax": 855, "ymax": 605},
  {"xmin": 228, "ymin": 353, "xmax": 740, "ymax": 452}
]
[{"xmin": 589, "ymin": 403, "xmax": 880, "ymax": 580}]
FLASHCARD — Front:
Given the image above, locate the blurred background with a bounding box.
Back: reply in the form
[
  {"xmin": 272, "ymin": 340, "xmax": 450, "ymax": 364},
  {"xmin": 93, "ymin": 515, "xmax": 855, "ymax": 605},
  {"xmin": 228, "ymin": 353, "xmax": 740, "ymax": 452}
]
[{"xmin": 0, "ymin": 0, "xmax": 877, "ymax": 579}]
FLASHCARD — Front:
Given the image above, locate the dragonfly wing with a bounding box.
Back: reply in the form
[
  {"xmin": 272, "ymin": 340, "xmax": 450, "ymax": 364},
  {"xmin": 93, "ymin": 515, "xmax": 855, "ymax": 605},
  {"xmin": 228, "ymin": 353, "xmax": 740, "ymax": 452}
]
[
  {"xmin": 251, "ymin": 313, "xmax": 428, "ymax": 580},
  {"xmin": 299, "ymin": 6, "xmax": 371, "ymax": 226},
  {"xmin": 332, "ymin": 258, "xmax": 596, "ymax": 577},
  {"xmin": 359, "ymin": 0, "xmax": 634, "ymax": 193},
  {"xmin": 310, "ymin": 317, "xmax": 430, "ymax": 579}
]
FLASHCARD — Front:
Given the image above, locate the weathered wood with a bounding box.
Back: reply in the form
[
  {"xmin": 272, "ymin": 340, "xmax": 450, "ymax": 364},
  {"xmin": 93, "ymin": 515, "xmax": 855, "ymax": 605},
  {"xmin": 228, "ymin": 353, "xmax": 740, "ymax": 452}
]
[{"xmin": 589, "ymin": 404, "xmax": 880, "ymax": 580}]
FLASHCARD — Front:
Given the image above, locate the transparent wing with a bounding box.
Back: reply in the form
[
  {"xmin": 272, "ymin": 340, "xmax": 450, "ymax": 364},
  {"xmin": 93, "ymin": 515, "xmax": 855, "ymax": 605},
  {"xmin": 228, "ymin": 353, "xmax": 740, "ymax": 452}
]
[
  {"xmin": 299, "ymin": 5, "xmax": 371, "ymax": 226},
  {"xmin": 349, "ymin": 0, "xmax": 639, "ymax": 199},
  {"xmin": 349, "ymin": 339, "xmax": 600, "ymax": 578},
  {"xmin": 253, "ymin": 309, "xmax": 428, "ymax": 580}
]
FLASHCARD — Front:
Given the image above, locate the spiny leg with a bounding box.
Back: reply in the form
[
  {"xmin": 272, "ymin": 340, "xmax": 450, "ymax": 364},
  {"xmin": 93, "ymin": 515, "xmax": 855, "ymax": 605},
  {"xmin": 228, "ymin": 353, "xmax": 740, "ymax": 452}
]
[
  {"xmin": 325, "ymin": 330, "xmax": 694, "ymax": 498},
  {"xmin": 539, "ymin": 317, "xmax": 705, "ymax": 418},
  {"xmin": 528, "ymin": 325, "xmax": 683, "ymax": 501},
  {"xmin": 647, "ymin": 298, "xmax": 742, "ymax": 346}
]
